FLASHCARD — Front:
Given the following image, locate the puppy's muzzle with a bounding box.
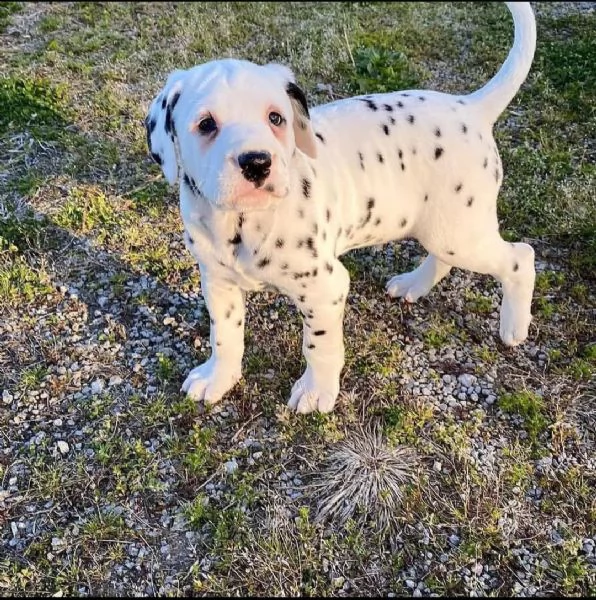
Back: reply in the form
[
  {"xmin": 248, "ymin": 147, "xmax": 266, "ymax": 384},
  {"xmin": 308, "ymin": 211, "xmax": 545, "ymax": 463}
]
[{"xmin": 238, "ymin": 151, "xmax": 272, "ymax": 188}]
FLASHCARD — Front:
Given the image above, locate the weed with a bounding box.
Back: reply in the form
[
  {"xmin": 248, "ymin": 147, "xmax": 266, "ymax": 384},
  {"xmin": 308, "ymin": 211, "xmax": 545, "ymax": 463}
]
[{"xmin": 498, "ymin": 390, "xmax": 548, "ymax": 445}]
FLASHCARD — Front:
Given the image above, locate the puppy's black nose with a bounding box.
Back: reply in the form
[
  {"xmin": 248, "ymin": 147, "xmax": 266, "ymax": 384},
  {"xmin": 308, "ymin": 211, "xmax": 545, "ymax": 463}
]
[{"xmin": 238, "ymin": 151, "xmax": 272, "ymax": 187}]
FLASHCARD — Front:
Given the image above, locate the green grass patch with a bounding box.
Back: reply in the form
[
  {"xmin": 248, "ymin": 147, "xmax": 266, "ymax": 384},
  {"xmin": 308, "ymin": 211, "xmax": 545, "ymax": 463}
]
[
  {"xmin": 0, "ymin": 1, "xmax": 21, "ymax": 31},
  {"xmin": 498, "ymin": 390, "xmax": 548, "ymax": 445},
  {"xmin": 0, "ymin": 75, "xmax": 71, "ymax": 136}
]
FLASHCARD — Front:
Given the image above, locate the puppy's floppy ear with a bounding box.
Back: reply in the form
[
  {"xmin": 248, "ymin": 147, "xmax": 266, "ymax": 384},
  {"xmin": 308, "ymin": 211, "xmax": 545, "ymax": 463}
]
[
  {"xmin": 145, "ymin": 69, "xmax": 186, "ymax": 185},
  {"xmin": 264, "ymin": 63, "xmax": 317, "ymax": 159}
]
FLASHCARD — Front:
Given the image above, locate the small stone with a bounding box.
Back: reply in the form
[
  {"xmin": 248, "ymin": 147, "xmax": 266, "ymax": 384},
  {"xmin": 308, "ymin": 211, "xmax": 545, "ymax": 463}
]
[
  {"xmin": 109, "ymin": 375, "xmax": 123, "ymax": 387},
  {"xmin": 448, "ymin": 534, "xmax": 460, "ymax": 547},
  {"xmin": 405, "ymin": 580, "xmax": 416, "ymax": 589},
  {"xmin": 332, "ymin": 577, "xmax": 345, "ymax": 588},
  {"xmin": 53, "ymin": 418, "xmax": 63, "ymax": 427},
  {"xmin": 433, "ymin": 461, "xmax": 442, "ymax": 472},
  {"xmin": 2, "ymin": 390, "xmax": 13, "ymax": 404},
  {"xmin": 225, "ymin": 458, "xmax": 239, "ymax": 475},
  {"xmin": 57, "ymin": 441, "xmax": 69, "ymax": 455},
  {"xmin": 91, "ymin": 379, "xmax": 105, "ymax": 395},
  {"xmin": 458, "ymin": 373, "xmax": 476, "ymax": 387}
]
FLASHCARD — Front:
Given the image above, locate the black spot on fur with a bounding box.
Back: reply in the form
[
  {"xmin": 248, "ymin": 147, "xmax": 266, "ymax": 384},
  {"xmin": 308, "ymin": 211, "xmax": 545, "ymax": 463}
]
[
  {"xmin": 298, "ymin": 208, "xmax": 305, "ymax": 218},
  {"xmin": 312, "ymin": 267, "xmax": 318, "ymax": 277},
  {"xmin": 170, "ymin": 91, "xmax": 181, "ymax": 111},
  {"xmin": 400, "ymin": 218, "xmax": 407, "ymax": 227},
  {"xmin": 457, "ymin": 99, "xmax": 465, "ymax": 105},
  {"xmin": 455, "ymin": 183, "xmax": 463, "ymax": 193},
  {"xmin": 151, "ymin": 152, "xmax": 162, "ymax": 166},
  {"xmin": 398, "ymin": 149, "xmax": 403, "ymax": 159},
  {"xmin": 225, "ymin": 308, "xmax": 232, "ymax": 319},
  {"xmin": 377, "ymin": 152, "xmax": 384, "ymax": 164},
  {"xmin": 326, "ymin": 209, "xmax": 331, "ymax": 222},
  {"xmin": 210, "ymin": 318, "xmax": 215, "ymax": 325},
  {"xmin": 161, "ymin": 97, "xmax": 166, "ymax": 110},
  {"xmin": 467, "ymin": 196, "xmax": 474, "ymax": 207},
  {"xmin": 388, "ymin": 116, "xmax": 396, "ymax": 125},
  {"xmin": 382, "ymin": 123, "xmax": 390, "ymax": 136},
  {"xmin": 513, "ymin": 262, "xmax": 519, "ymax": 272},
  {"xmin": 401, "ymin": 162, "xmax": 405, "ymax": 171},
  {"xmin": 187, "ymin": 232, "xmax": 194, "ymax": 244},
  {"xmin": 434, "ymin": 147, "xmax": 444, "ymax": 160},
  {"xmin": 367, "ymin": 198, "xmax": 375, "ymax": 210},
  {"xmin": 302, "ymin": 178, "xmax": 311, "ymax": 198},
  {"xmin": 494, "ymin": 168, "xmax": 500, "ymax": 182},
  {"xmin": 461, "ymin": 123, "xmax": 468, "ymax": 134},
  {"xmin": 307, "ymin": 343, "xmax": 316, "ymax": 349},
  {"xmin": 314, "ymin": 330, "xmax": 326, "ymax": 336},
  {"xmin": 237, "ymin": 320, "xmax": 242, "ymax": 327},
  {"xmin": 229, "ymin": 232, "xmax": 242, "ymax": 245},
  {"xmin": 286, "ymin": 82, "xmax": 310, "ymax": 118},
  {"xmin": 164, "ymin": 106, "xmax": 173, "ymax": 135},
  {"xmin": 315, "ymin": 132, "xmax": 325, "ymax": 143},
  {"xmin": 281, "ymin": 262, "xmax": 289, "ymax": 270},
  {"xmin": 412, "ymin": 147, "xmax": 417, "ymax": 155},
  {"xmin": 447, "ymin": 250, "xmax": 455, "ymax": 256},
  {"xmin": 434, "ymin": 127, "xmax": 441, "ymax": 137},
  {"xmin": 424, "ymin": 194, "xmax": 429, "ymax": 202},
  {"xmin": 384, "ymin": 103, "xmax": 393, "ymax": 112},
  {"xmin": 418, "ymin": 96, "xmax": 426, "ymax": 102},
  {"xmin": 397, "ymin": 100, "xmax": 404, "ymax": 108},
  {"xmin": 483, "ymin": 157, "xmax": 488, "ymax": 169},
  {"xmin": 325, "ymin": 262, "xmax": 334, "ymax": 273},
  {"xmin": 374, "ymin": 218, "xmax": 381, "ymax": 226},
  {"xmin": 401, "ymin": 93, "xmax": 410, "ymax": 97},
  {"xmin": 299, "ymin": 295, "xmax": 306, "ymax": 303},
  {"xmin": 360, "ymin": 98, "xmax": 378, "ymax": 111},
  {"xmin": 407, "ymin": 114, "xmax": 415, "ymax": 124},
  {"xmin": 276, "ymin": 238, "xmax": 284, "ymax": 248}
]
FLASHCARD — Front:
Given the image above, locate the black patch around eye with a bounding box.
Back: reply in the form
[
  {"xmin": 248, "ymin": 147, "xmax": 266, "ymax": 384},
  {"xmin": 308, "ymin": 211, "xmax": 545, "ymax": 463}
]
[{"xmin": 286, "ymin": 82, "xmax": 310, "ymax": 118}]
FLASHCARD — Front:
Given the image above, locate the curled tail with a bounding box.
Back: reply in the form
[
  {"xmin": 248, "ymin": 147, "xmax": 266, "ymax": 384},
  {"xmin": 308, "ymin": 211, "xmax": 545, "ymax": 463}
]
[{"xmin": 466, "ymin": 2, "xmax": 536, "ymax": 124}]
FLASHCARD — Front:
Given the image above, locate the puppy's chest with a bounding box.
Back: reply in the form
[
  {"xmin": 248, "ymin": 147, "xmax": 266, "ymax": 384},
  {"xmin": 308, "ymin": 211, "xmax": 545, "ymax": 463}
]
[{"xmin": 183, "ymin": 207, "xmax": 316, "ymax": 292}]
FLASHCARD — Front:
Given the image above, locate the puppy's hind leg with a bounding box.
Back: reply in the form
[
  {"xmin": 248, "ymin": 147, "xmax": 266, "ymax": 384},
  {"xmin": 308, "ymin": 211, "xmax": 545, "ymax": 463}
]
[{"xmin": 386, "ymin": 254, "xmax": 452, "ymax": 302}]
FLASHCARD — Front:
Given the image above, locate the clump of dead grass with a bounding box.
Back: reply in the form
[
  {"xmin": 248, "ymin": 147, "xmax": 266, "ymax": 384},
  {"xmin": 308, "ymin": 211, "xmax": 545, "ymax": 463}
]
[{"xmin": 309, "ymin": 420, "xmax": 419, "ymax": 533}]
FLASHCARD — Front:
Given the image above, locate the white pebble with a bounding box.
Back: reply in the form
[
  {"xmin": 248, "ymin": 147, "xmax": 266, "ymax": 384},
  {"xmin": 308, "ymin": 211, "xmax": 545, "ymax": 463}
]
[
  {"xmin": 57, "ymin": 441, "xmax": 69, "ymax": 455},
  {"xmin": 91, "ymin": 379, "xmax": 105, "ymax": 395}
]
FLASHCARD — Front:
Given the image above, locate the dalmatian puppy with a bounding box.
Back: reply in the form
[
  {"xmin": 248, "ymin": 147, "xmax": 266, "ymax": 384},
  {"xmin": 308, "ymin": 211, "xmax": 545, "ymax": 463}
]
[{"xmin": 145, "ymin": 2, "xmax": 536, "ymax": 414}]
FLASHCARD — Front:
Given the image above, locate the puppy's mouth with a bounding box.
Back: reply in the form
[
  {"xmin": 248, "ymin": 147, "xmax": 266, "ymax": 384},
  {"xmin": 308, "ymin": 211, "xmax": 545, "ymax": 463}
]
[{"xmin": 219, "ymin": 181, "xmax": 289, "ymax": 211}]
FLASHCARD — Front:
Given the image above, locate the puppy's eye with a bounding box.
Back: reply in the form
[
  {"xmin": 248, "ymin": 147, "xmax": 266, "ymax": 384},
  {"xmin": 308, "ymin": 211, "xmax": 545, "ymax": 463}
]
[
  {"xmin": 198, "ymin": 116, "xmax": 217, "ymax": 135},
  {"xmin": 269, "ymin": 111, "xmax": 284, "ymax": 126}
]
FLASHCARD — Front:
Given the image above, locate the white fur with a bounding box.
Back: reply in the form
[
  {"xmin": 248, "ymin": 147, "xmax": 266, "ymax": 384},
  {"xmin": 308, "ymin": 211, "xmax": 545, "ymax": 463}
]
[{"xmin": 146, "ymin": 2, "xmax": 537, "ymax": 413}]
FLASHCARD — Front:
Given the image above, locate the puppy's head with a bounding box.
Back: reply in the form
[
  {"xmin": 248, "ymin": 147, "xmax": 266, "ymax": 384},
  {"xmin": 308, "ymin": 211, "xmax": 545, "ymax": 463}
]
[{"xmin": 145, "ymin": 59, "xmax": 317, "ymax": 211}]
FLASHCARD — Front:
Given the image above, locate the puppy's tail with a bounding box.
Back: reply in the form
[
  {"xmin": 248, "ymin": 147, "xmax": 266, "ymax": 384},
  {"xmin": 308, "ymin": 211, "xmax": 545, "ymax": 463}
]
[{"xmin": 465, "ymin": 2, "xmax": 536, "ymax": 124}]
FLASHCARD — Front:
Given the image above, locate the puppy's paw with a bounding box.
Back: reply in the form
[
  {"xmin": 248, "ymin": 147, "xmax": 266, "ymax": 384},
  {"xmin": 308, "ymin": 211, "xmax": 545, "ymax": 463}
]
[
  {"xmin": 181, "ymin": 358, "xmax": 240, "ymax": 404},
  {"xmin": 499, "ymin": 299, "xmax": 532, "ymax": 347},
  {"xmin": 386, "ymin": 270, "xmax": 433, "ymax": 303},
  {"xmin": 287, "ymin": 367, "xmax": 339, "ymax": 414}
]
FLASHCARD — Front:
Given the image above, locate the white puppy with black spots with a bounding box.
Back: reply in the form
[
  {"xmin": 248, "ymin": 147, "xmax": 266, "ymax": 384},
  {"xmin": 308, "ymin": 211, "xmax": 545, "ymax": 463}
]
[{"xmin": 145, "ymin": 2, "xmax": 536, "ymax": 414}]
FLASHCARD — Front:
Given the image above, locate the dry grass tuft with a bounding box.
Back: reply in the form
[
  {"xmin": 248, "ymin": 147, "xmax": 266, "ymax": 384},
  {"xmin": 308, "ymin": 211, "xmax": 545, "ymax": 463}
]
[{"xmin": 309, "ymin": 420, "xmax": 419, "ymax": 533}]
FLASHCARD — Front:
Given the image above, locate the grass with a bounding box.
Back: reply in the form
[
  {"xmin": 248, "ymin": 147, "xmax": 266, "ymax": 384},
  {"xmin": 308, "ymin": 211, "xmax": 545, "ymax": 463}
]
[{"xmin": 1, "ymin": 1, "xmax": 595, "ymax": 597}]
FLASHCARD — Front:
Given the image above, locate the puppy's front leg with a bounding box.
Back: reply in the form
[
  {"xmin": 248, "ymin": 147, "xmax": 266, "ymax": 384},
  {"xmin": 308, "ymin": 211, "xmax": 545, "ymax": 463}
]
[
  {"xmin": 287, "ymin": 261, "xmax": 350, "ymax": 414},
  {"xmin": 181, "ymin": 266, "xmax": 245, "ymax": 404}
]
